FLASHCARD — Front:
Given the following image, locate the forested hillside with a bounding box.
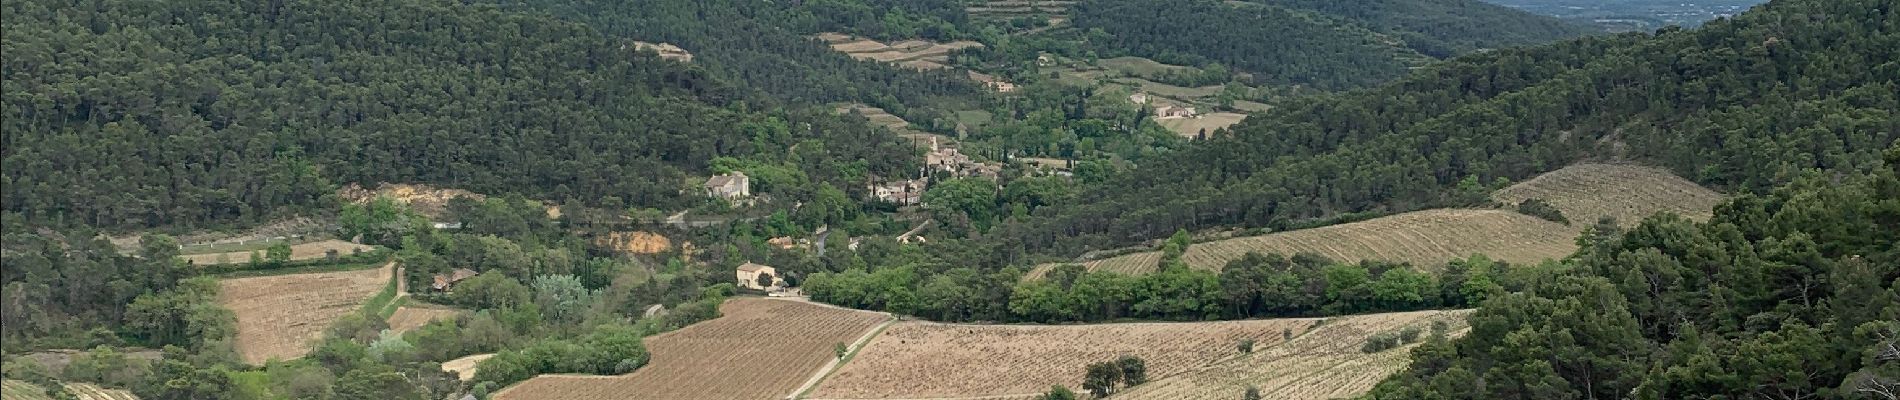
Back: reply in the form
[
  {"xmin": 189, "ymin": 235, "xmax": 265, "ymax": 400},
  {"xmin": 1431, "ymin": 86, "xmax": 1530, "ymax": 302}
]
[
  {"xmin": 0, "ymin": 0, "xmax": 921, "ymax": 230},
  {"xmin": 1069, "ymin": 0, "xmax": 1593, "ymax": 89},
  {"xmin": 487, "ymin": 0, "xmax": 986, "ymax": 119},
  {"xmin": 970, "ymin": 0, "xmax": 1897, "ymax": 264}
]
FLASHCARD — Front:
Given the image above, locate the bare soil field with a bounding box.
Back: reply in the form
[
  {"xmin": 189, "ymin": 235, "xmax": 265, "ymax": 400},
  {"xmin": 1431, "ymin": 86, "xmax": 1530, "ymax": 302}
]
[
  {"xmin": 1157, "ymin": 112, "xmax": 1248, "ymax": 137},
  {"xmin": 219, "ymin": 262, "xmax": 395, "ymax": 364},
  {"xmin": 594, "ymin": 231, "xmax": 671, "ymax": 254},
  {"xmin": 337, "ymin": 183, "xmax": 485, "ymax": 219},
  {"xmin": 181, "ymin": 239, "xmax": 374, "ymax": 266},
  {"xmin": 495, "ymin": 298, "xmax": 890, "ymax": 400},
  {"xmin": 1491, "ymin": 163, "xmax": 1724, "ymax": 224},
  {"xmin": 386, "ymin": 305, "xmax": 461, "ymax": 335},
  {"xmin": 442, "ymin": 353, "xmax": 496, "ymax": 381},
  {"xmin": 805, "ymin": 318, "xmax": 1316, "ymax": 399},
  {"xmin": 1116, "ymin": 310, "xmax": 1473, "ymax": 400},
  {"xmin": 1030, "ymin": 209, "xmax": 1576, "ymax": 279}
]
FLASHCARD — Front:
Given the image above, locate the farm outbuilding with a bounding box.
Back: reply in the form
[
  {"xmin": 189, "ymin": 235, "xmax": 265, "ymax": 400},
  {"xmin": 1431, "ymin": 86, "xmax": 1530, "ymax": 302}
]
[{"xmin": 431, "ymin": 268, "xmax": 479, "ymax": 291}]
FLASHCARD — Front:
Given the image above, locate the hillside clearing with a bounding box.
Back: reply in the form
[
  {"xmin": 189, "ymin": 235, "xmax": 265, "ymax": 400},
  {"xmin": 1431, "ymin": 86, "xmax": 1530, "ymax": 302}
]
[
  {"xmin": 805, "ymin": 318, "xmax": 1316, "ymax": 399},
  {"xmin": 1114, "ymin": 310, "xmax": 1472, "ymax": 400},
  {"xmin": 385, "ymin": 306, "xmax": 461, "ymax": 335},
  {"xmin": 219, "ymin": 262, "xmax": 396, "ymax": 364},
  {"xmin": 442, "ymin": 353, "xmax": 496, "ymax": 381},
  {"xmin": 1491, "ymin": 163, "xmax": 1724, "ymax": 225},
  {"xmin": 1157, "ymin": 112, "xmax": 1248, "ymax": 137},
  {"xmin": 1032, "ymin": 163, "xmax": 1723, "ymax": 278},
  {"xmin": 494, "ymin": 298, "xmax": 889, "ymax": 400},
  {"xmin": 1031, "ymin": 209, "xmax": 1575, "ymax": 278}
]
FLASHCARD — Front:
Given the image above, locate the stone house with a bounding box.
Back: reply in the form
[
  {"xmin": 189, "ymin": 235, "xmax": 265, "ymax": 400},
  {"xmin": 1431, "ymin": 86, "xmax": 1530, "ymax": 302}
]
[
  {"xmin": 736, "ymin": 262, "xmax": 782, "ymax": 290},
  {"xmin": 704, "ymin": 172, "xmax": 751, "ymax": 199}
]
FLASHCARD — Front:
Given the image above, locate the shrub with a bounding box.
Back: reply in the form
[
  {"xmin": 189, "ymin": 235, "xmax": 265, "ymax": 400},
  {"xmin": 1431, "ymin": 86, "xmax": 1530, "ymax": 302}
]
[
  {"xmin": 1398, "ymin": 326, "xmax": 1423, "ymax": 344},
  {"xmin": 1041, "ymin": 385, "xmax": 1079, "ymax": 400},
  {"xmin": 1515, "ymin": 198, "xmax": 1570, "ymax": 224},
  {"xmin": 1361, "ymin": 333, "xmax": 1401, "ymax": 353},
  {"xmin": 1238, "ymin": 339, "xmax": 1255, "ymax": 353}
]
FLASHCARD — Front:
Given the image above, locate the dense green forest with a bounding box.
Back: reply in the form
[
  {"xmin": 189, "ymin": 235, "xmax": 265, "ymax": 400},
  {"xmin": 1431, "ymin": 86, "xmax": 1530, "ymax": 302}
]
[
  {"xmin": 0, "ymin": 0, "xmax": 926, "ymax": 231},
  {"xmin": 1369, "ymin": 146, "xmax": 1898, "ymax": 399},
  {"xmin": 1068, "ymin": 0, "xmax": 1593, "ymax": 89},
  {"xmin": 963, "ymin": 0, "xmax": 1897, "ymax": 265}
]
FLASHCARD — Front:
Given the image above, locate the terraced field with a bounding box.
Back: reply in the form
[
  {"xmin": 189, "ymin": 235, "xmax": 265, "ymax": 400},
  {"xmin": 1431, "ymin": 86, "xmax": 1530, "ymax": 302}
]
[
  {"xmin": 181, "ymin": 239, "xmax": 373, "ymax": 265},
  {"xmin": 966, "ymin": 0, "xmax": 1077, "ymax": 18},
  {"xmin": 1115, "ymin": 310, "xmax": 1473, "ymax": 400},
  {"xmin": 805, "ymin": 318, "xmax": 1315, "ymax": 399},
  {"xmin": 1157, "ymin": 112, "xmax": 1248, "ymax": 137},
  {"xmin": 495, "ymin": 299, "xmax": 890, "ymax": 400},
  {"xmin": 835, "ymin": 104, "xmax": 948, "ymax": 146},
  {"xmin": 814, "ymin": 33, "xmax": 983, "ymax": 70},
  {"xmin": 1030, "ymin": 163, "xmax": 1723, "ymax": 278},
  {"xmin": 1, "ymin": 381, "xmax": 140, "ymax": 400}
]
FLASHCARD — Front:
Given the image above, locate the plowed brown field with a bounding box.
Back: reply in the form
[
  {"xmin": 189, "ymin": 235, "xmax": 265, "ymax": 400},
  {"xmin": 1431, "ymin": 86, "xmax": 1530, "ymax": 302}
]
[
  {"xmin": 806, "ymin": 318, "xmax": 1316, "ymax": 399},
  {"xmin": 219, "ymin": 262, "xmax": 394, "ymax": 364},
  {"xmin": 494, "ymin": 298, "xmax": 889, "ymax": 400}
]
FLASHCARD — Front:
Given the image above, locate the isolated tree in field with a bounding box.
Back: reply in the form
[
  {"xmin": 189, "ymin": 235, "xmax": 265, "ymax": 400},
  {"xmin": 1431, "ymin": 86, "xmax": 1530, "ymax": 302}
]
[
  {"xmin": 265, "ymin": 242, "xmax": 292, "ymax": 266},
  {"xmin": 1238, "ymin": 339, "xmax": 1255, "ymax": 353},
  {"xmin": 1083, "ymin": 361, "xmax": 1123, "ymax": 397},
  {"xmin": 1041, "ymin": 385, "xmax": 1079, "ymax": 400},
  {"xmin": 1118, "ymin": 355, "xmax": 1147, "ymax": 385},
  {"xmin": 1244, "ymin": 386, "xmax": 1262, "ymax": 400},
  {"xmin": 835, "ymin": 342, "xmax": 848, "ymax": 359}
]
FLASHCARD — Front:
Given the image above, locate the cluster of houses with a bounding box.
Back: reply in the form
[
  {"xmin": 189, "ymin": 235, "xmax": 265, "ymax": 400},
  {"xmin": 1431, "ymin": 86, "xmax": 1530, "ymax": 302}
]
[
  {"xmin": 1129, "ymin": 92, "xmax": 1198, "ymax": 119},
  {"xmin": 968, "ymin": 71, "xmax": 1018, "ymax": 93},
  {"xmin": 869, "ymin": 177, "xmax": 928, "ymax": 206},
  {"xmin": 925, "ymin": 137, "xmax": 1002, "ymax": 178}
]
